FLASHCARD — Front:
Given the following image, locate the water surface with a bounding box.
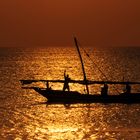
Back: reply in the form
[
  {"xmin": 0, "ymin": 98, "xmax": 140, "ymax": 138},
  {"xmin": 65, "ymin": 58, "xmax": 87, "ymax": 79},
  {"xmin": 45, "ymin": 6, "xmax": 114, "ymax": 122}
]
[{"xmin": 0, "ymin": 46, "xmax": 140, "ymax": 139}]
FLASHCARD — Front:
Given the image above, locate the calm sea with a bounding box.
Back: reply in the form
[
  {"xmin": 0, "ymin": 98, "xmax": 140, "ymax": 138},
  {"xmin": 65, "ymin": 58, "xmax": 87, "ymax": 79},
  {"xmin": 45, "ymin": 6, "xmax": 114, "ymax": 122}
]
[{"xmin": 0, "ymin": 46, "xmax": 140, "ymax": 140}]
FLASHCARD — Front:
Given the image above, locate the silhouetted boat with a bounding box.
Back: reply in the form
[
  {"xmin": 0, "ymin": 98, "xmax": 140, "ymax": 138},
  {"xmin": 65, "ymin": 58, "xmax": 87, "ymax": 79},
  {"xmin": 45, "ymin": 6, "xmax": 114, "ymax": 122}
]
[
  {"xmin": 20, "ymin": 37, "xmax": 140, "ymax": 104},
  {"xmin": 20, "ymin": 86, "xmax": 140, "ymax": 104}
]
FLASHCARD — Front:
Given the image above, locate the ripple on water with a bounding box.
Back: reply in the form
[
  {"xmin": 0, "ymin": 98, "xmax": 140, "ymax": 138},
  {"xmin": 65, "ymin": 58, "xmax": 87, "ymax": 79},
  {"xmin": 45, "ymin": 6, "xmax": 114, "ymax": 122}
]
[{"xmin": 0, "ymin": 47, "xmax": 140, "ymax": 139}]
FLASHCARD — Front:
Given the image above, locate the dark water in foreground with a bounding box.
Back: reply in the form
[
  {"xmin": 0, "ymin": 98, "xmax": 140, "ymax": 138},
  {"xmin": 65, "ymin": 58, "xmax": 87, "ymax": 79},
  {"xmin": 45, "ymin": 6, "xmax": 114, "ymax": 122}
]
[{"xmin": 0, "ymin": 46, "xmax": 140, "ymax": 140}]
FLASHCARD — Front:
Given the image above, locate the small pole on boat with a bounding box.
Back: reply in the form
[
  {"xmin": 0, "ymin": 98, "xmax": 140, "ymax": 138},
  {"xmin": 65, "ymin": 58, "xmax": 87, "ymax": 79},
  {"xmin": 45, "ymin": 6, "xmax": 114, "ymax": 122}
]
[{"xmin": 74, "ymin": 37, "xmax": 89, "ymax": 94}]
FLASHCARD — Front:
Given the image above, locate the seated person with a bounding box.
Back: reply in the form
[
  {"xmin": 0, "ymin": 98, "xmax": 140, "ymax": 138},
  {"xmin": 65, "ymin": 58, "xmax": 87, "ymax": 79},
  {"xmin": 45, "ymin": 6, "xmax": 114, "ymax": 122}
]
[
  {"xmin": 101, "ymin": 83, "xmax": 108, "ymax": 96},
  {"xmin": 123, "ymin": 83, "xmax": 131, "ymax": 94}
]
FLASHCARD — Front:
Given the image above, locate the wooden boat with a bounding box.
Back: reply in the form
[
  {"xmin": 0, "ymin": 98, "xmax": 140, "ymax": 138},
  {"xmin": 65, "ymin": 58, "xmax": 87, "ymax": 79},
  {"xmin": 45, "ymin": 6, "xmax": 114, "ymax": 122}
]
[
  {"xmin": 20, "ymin": 86, "xmax": 140, "ymax": 104},
  {"xmin": 20, "ymin": 37, "xmax": 140, "ymax": 104}
]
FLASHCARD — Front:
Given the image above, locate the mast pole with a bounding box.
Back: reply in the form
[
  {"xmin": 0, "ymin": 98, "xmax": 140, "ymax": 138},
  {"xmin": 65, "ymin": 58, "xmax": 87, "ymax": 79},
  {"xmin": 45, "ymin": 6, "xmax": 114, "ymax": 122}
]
[{"xmin": 74, "ymin": 37, "xmax": 89, "ymax": 94}]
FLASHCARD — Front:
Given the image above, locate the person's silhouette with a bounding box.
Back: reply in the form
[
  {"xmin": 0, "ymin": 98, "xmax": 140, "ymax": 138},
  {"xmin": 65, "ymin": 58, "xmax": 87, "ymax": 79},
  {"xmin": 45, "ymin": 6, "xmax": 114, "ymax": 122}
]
[
  {"xmin": 101, "ymin": 83, "xmax": 108, "ymax": 96},
  {"xmin": 124, "ymin": 83, "xmax": 131, "ymax": 94},
  {"xmin": 63, "ymin": 70, "xmax": 70, "ymax": 91}
]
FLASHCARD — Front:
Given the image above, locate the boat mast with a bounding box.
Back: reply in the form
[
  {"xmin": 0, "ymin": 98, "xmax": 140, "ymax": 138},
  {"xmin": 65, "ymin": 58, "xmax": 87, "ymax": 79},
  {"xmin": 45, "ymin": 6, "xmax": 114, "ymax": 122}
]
[{"xmin": 74, "ymin": 37, "xmax": 89, "ymax": 94}]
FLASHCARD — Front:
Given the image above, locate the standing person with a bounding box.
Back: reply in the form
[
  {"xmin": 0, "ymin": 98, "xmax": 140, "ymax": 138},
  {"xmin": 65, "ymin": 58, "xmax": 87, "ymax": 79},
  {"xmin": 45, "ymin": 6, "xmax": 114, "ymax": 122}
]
[{"xmin": 63, "ymin": 70, "xmax": 70, "ymax": 91}]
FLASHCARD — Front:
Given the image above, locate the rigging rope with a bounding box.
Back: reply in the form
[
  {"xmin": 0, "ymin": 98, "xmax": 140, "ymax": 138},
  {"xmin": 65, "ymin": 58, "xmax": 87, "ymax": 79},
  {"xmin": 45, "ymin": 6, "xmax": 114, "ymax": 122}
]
[
  {"xmin": 76, "ymin": 40, "xmax": 121, "ymax": 94},
  {"xmin": 83, "ymin": 47, "xmax": 121, "ymax": 94}
]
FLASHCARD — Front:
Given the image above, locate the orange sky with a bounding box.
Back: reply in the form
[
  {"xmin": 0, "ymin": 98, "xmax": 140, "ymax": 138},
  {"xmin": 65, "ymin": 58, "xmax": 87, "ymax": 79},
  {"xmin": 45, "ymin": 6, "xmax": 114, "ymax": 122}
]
[{"xmin": 0, "ymin": 0, "xmax": 140, "ymax": 47}]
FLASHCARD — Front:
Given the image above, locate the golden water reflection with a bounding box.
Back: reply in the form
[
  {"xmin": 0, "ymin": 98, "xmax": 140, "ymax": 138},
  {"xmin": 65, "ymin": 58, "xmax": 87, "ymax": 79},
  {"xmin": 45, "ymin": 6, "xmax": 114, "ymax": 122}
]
[
  {"xmin": 17, "ymin": 47, "xmax": 140, "ymax": 139},
  {"xmin": 1, "ymin": 47, "xmax": 140, "ymax": 139},
  {"xmin": 11, "ymin": 102, "xmax": 134, "ymax": 140},
  {"xmin": 13, "ymin": 103, "xmax": 137, "ymax": 140}
]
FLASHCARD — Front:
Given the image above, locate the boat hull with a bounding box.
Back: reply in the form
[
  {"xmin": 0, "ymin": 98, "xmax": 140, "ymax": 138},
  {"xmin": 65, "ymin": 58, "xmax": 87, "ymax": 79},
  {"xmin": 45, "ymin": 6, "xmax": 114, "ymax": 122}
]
[{"xmin": 33, "ymin": 87, "xmax": 140, "ymax": 104}]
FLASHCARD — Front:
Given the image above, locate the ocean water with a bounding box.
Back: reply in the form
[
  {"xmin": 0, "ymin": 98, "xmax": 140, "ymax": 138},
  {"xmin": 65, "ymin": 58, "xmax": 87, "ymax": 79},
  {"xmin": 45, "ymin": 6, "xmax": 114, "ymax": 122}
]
[{"xmin": 0, "ymin": 46, "xmax": 140, "ymax": 140}]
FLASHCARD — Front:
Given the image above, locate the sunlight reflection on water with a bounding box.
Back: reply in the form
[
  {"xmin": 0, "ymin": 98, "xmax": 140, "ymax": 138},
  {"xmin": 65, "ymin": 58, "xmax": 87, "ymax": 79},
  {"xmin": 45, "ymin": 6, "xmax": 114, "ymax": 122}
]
[{"xmin": 0, "ymin": 47, "xmax": 140, "ymax": 139}]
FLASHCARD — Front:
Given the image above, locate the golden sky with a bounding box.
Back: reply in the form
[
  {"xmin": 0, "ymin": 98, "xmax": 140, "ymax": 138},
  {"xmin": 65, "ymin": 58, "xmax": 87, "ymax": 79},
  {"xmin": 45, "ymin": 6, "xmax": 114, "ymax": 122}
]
[{"xmin": 0, "ymin": 0, "xmax": 140, "ymax": 47}]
